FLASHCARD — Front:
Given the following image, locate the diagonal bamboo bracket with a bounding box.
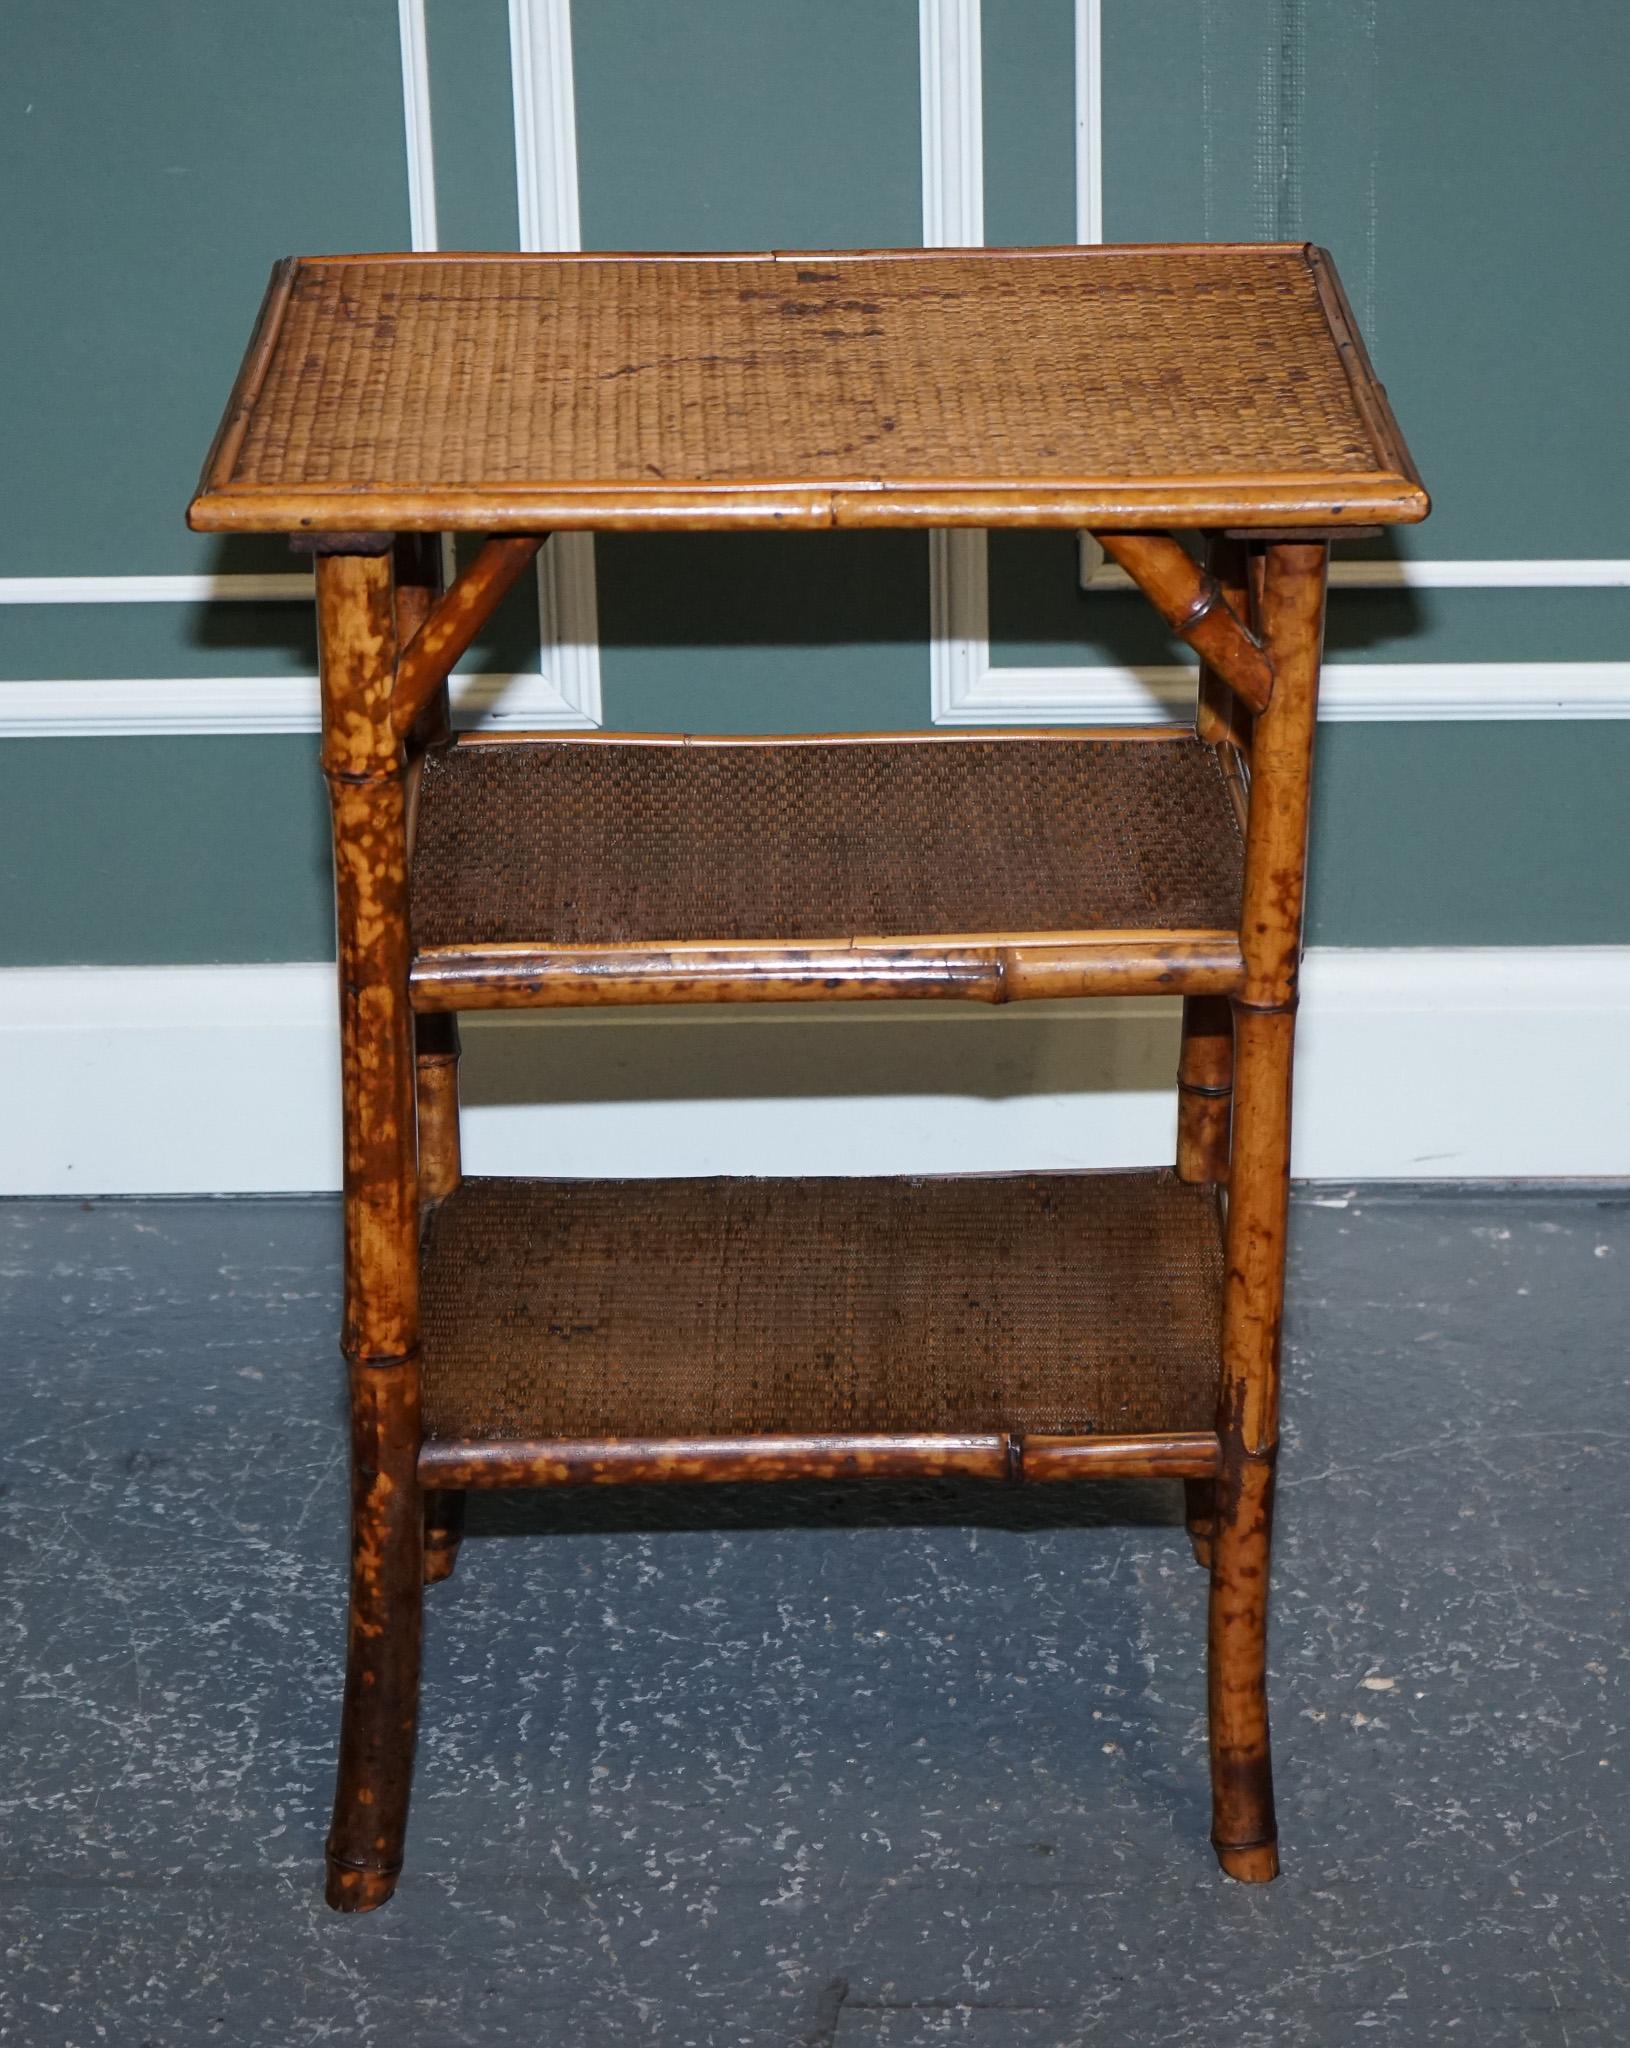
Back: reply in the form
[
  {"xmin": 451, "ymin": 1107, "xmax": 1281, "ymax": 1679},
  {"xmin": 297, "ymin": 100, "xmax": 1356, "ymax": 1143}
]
[
  {"xmin": 391, "ymin": 535, "xmax": 546, "ymax": 735},
  {"xmin": 1094, "ymin": 533, "xmax": 1274, "ymax": 715}
]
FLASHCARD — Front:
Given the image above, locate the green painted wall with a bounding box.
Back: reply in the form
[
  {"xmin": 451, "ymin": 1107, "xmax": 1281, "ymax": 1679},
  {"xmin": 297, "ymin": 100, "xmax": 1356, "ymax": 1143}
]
[
  {"xmin": 1308, "ymin": 725, "xmax": 1630, "ymax": 947},
  {"xmin": 2, "ymin": 0, "xmax": 1626, "ymax": 964},
  {"xmin": 423, "ymin": 0, "xmax": 520, "ymax": 250},
  {"xmin": 1, "ymin": 0, "xmax": 410, "ymax": 579},
  {"xmin": 0, "ymin": 740, "xmax": 335, "ymax": 963}
]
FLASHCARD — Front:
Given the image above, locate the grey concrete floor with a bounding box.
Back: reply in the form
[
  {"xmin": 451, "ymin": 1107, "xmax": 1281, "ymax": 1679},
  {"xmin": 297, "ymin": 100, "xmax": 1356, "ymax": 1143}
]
[{"xmin": 1, "ymin": 1186, "xmax": 1627, "ymax": 2046}]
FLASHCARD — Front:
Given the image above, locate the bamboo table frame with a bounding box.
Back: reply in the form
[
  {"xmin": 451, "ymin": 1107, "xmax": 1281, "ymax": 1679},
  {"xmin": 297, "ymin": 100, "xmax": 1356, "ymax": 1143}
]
[{"xmin": 190, "ymin": 244, "xmax": 1428, "ymax": 1910}]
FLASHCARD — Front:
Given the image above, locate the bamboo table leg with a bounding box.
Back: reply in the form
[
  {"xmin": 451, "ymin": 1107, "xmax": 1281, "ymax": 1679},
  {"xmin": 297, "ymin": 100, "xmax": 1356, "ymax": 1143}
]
[
  {"xmin": 1179, "ymin": 534, "xmax": 1250, "ymax": 1202},
  {"xmin": 316, "ymin": 545, "xmax": 426, "ymax": 1913},
  {"xmin": 1180, "ymin": 532, "xmax": 1253, "ymax": 1579},
  {"xmin": 1208, "ymin": 539, "xmax": 1328, "ymax": 1884},
  {"xmin": 394, "ymin": 536, "xmax": 468, "ymax": 1589},
  {"xmin": 1177, "ymin": 996, "xmax": 1233, "ymax": 1186},
  {"xmin": 1194, "ymin": 534, "xmax": 1256, "ymax": 757},
  {"xmin": 416, "ymin": 1013, "xmax": 465, "ymax": 1584},
  {"xmin": 1177, "ymin": 989, "xmax": 1231, "ymax": 1575},
  {"xmin": 1183, "ymin": 1468, "xmax": 1218, "ymax": 1572}
]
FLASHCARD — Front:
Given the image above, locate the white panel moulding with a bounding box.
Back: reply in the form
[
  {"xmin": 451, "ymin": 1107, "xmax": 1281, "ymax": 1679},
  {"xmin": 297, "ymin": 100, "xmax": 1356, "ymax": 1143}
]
[
  {"xmin": 8, "ymin": 659, "xmax": 1627, "ymax": 737},
  {"xmin": 920, "ymin": 0, "xmax": 982, "ymax": 247},
  {"xmin": 509, "ymin": 0, "xmax": 601, "ymax": 725},
  {"xmin": 5, "ymin": 559, "xmax": 1628, "ymax": 609},
  {"xmin": 511, "ymin": 0, "xmax": 581, "ymax": 252},
  {"xmin": 396, "ymin": 0, "xmax": 459, "ymax": 592},
  {"xmin": 1075, "ymin": 0, "xmax": 1103, "ymax": 245},
  {"xmin": 0, "ymin": 673, "xmax": 592, "ymax": 740},
  {"xmin": 4, "ymin": 950, "xmax": 1626, "ymax": 1193},
  {"xmin": 939, "ymin": 660, "xmax": 1630, "ymax": 726},
  {"xmin": 398, "ymin": 0, "xmax": 439, "ymax": 251},
  {"xmin": 1077, "ymin": 553, "xmax": 1630, "ymax": 593},
  {"xmin": 0, "ymin": 575, "xmax": 315, "ymax": 604}
]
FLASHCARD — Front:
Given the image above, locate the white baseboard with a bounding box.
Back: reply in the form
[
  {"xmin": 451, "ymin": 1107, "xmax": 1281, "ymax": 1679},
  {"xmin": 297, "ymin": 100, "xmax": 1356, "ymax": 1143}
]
[{"xmin": 3, "ymin": 950, "xmax": 1625, "ymax": 1194}]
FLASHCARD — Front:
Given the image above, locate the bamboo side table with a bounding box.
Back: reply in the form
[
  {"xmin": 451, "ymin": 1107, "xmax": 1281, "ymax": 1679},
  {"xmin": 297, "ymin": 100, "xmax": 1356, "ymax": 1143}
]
[{"xmin": 190, "ymin": 243, "xmax": 1428, "ymax": 1910}]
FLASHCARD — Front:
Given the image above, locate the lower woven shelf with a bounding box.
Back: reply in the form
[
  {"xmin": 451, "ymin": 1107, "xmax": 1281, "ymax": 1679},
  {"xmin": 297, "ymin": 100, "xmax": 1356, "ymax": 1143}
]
[{"xmin": 417, "ymin": 1172, "xmax": 1224, "ymax": 1486}]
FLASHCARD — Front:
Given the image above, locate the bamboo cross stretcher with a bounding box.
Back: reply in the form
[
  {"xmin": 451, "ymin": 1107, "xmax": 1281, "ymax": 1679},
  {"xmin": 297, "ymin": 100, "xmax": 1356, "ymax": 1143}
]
[{"xmin": 190, "ymin": 241, "xmax": 1428, "ymax": 1911}]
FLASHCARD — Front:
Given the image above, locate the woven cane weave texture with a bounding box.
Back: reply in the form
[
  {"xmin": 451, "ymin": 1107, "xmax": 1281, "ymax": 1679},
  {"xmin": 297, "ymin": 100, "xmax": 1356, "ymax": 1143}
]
[
  {"xmin": 419, "ymin": 1173, "xmax": 1223, "ymax": 1442},
  {"xmin": 230, "ymin": 249, "xmax": 1380, "ymax": 492},
  {"xmin": 410, "ymin": 737, "xmax": 1243, "ymax": 951}
]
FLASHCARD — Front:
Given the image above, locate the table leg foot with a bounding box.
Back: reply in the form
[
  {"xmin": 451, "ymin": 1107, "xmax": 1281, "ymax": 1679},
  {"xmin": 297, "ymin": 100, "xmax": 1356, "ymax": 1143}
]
[
  {"xmin": 325, "ymin": 1856, "xmax": 402, "ymax": 1913},
  {"xmin": 423, "ymin": 1489, "xmax": 466, "ymax": 1584},
  {"xmin": 1213, "ymin": 1837, "xmax": 1280, "ymax": 1884}
]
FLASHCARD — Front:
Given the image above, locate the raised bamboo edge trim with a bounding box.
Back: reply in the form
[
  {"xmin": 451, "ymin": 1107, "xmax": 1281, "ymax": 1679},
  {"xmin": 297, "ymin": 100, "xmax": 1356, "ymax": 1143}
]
[
  {"xmin": 1303, "ymin": 246, "xmax": 1428, "ymax": 498},
  {"xmin": 417, "ymin": 1430, "xmax": 1223, "ymax": 1488},
  {"xmin": 196, "ymin": 257, "xmax": 299, "ymax": 500},
  {"xmin": 287, "ymin": 241, "xmax": 1327, "ymax": 268},
  {"xmin": 189, "ymin": 479, "xmax": 1428, "ymax": 534}
]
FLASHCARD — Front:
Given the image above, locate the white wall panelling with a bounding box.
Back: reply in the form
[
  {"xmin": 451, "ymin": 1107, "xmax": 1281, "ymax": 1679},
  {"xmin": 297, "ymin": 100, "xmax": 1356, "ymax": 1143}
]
[
  {"xmin": 1077, "ymin": 554, "xmax": 1630, "ymax": 594},
  {"xmin": 1074, "ymin": 0, "xmax": 1103, "ymax": 245},
  {"xmin": 397, "ymin": 0, "xmax": 439, "ymax": 250},
  {"xmin": 509, "ymin": 0, "xmax": 601, "ymax": 725},
  {"xmin": 0, "ymin": 671, "xmax": 601, "ymax": 740},
  {"xmin": 7, "ymin": 951, "xmax": 1625, "ymax": 1193},
  {"xmin": 920, "ymin": 0, "xmax": 983, "ymax": 248},
  {"xmin": 0, "ymin": 575, "xmax": 315, "ymax": 605},
  {"xmin": 5, "ymin": 552, "xmax": 1624, "ymax": 610}
]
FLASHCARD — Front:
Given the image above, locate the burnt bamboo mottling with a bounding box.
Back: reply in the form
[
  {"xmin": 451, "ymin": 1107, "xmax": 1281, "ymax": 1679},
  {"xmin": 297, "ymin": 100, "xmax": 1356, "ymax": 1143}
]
[
  {"xmin": 1194, "ymin": 535, "xmax": 1256, "ymax": 755},
  {"xmin": 393, "ymin": 538, "xmax": 469, "ymax": 1591},
  {"xmin": 1096, "ymin": 533, "xmax": 1272, "ymax": 714},
  {"xmin": 413, "ymin": 1014, "xmax": 461, "ymax": 1207},
  {"xmin": 410, "ymin": 936, "xmax": 1246, "ymax": 1009},
  {"xmin": 413, "ymin": 1013, "xmax": 463, "ymax": 1586},
  {"xmin": 416, "ymin": 1009, "xmax": 465, "ymax": 1589},
  {"xmin": 315, "ymin": 548, "xmax": 423, "ymax": 1913},
  {"xmin": 393, "ymin": 535, "xmax": 543, "ymax": 735},
  {"xmin": 191, "ymin": 242, "xmax": 1422, "ymax": 1911},
  {"xmin": 1184, "ymin": 1478, "xmax": 1218, "ymax": 1571},
  {"xmin": 420, "ymin": 1430, "xmax": 1222, "ymax": 1490},
  {"xmin": 1181, "ymin": 527, "xmax": 1245, "ymax": 1201},
  {"xmin": 1176, "ymin": 995, "xmax": 1234, "ymax": 1186},
  {"xmin": 1208, "ymin": 540, "xmax": 1330, "ymax": 1882},
  {"xmin": 393, "ymin": 533, "xmax": 448, "ymax": 761}
]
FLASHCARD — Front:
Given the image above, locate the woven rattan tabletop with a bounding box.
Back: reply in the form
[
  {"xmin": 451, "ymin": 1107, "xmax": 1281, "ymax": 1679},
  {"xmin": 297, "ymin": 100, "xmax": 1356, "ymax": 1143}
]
[{"xmin": 189, "ymin": 244, "xmax": 1426, "ymax": 534}]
